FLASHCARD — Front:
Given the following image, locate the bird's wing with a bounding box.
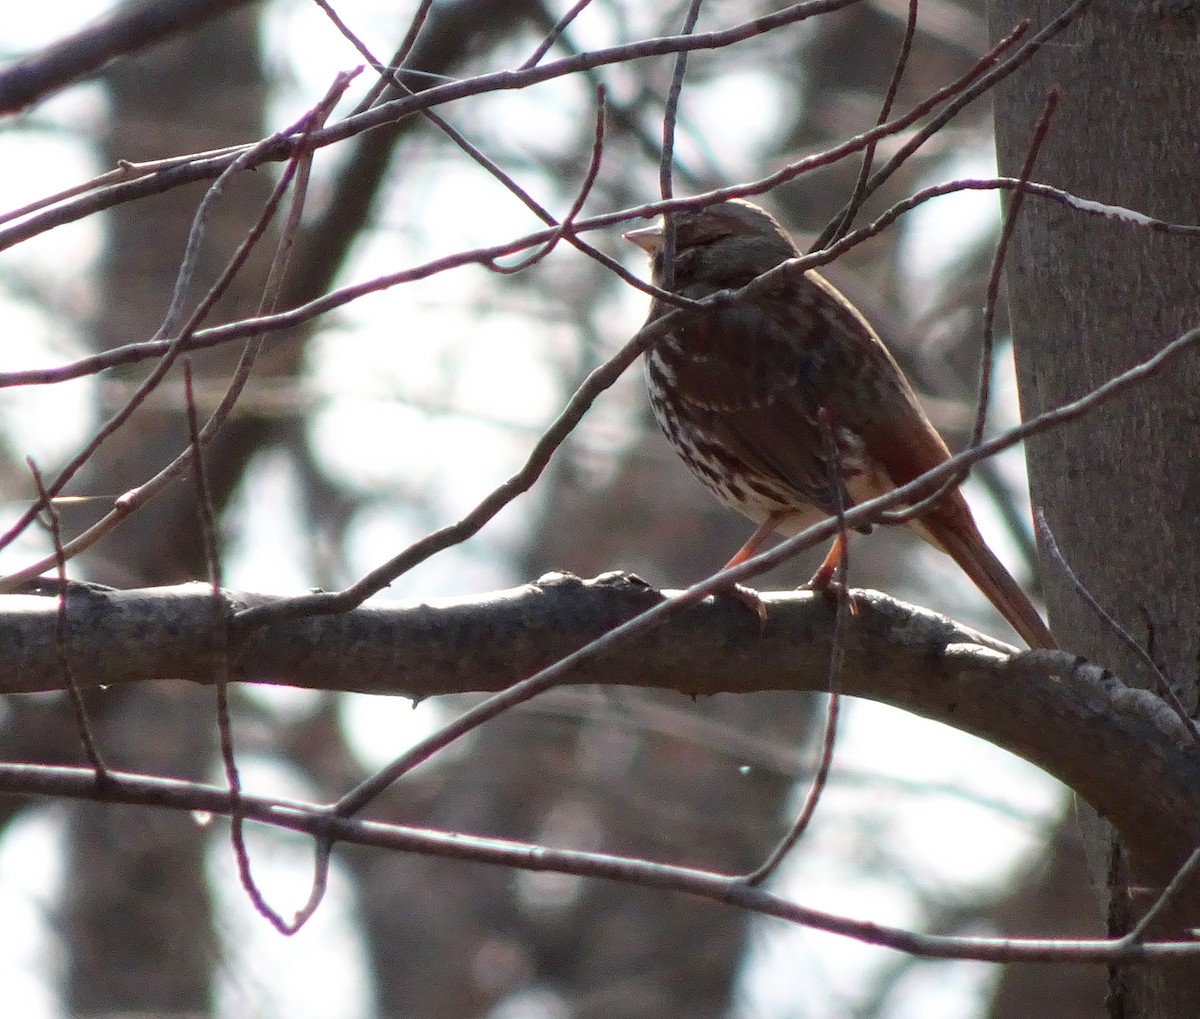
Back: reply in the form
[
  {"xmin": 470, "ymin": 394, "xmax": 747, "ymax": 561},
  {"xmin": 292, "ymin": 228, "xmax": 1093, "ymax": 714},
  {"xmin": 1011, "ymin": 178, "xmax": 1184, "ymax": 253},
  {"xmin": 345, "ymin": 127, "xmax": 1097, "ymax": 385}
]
[{"xmin": 656, "ymin": 279, "xmax": 866, "ymax": 518}]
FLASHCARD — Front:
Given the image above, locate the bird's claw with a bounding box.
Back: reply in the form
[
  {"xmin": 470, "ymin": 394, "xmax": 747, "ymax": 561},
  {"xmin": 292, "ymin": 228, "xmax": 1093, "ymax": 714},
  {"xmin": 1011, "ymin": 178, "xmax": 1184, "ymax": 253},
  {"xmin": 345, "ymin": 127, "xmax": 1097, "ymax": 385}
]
[
  {"xmin": 800, "ymin": 575, "xmax": 857, "ymax": 617},
  {"xmin": 710, "ymin": 580, "xmax": 769, "ymax": 629}
]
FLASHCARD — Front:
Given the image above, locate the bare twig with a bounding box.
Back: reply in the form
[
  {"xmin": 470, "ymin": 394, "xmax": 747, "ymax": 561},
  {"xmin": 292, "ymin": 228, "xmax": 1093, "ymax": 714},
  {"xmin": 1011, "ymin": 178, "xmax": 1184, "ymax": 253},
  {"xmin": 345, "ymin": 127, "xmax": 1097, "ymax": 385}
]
[
  {"xmin": 814, "ymin": 0, "xmax": 1091, "ymax": 250},
  {"xmin": 1, "ymin": 759, "xmax": 1199, "ymax": 965},
  {"xmin": 348, "ymin": 0, "xmax": 438, "ymax": 114},
  {"xmin": 824, "ymin": 0, "xmax": 918, "ymax": 244},
  {"xmin": 519, "ymin": 0, "xmax": 597, "ymax": 69},
  {"xmin": 184, "ymin": 360, "xmax": 330, "ymax": 935},
  {"xmin": 1035, "ymin": 509, "xmax": 1200, "ymax": 748},
  {"xmin": 660, "ymin": 0, "xmax": 703, "ymax": 204},
  {"xmin": 301, "ymin": 8, "xmax": 656, "ymax": 293},
  {"xmin": 484, "ymin": 86, "xmax": 608, "ymax": 274},
  {"xmin": 654, "ymin": 0, "xmax": 704, "ymax": 290},
  {"xmin": 973, "ymin": 85, "xmax": 1059, "ymax": 447},
  {"xmin": 7, "ymin": 175, "xmax": 1198, "ymax": 393},
  {"xmin": 744, "ymin": 409, "xmax": 850, "ymax": 885},
  {"xmin": 879, "ymin": 85, "xmax": 1062, "ymax": 529},
  {"xmin": 1124, "ymin": 845, "xmax": 1200, "ymax": 943},
  {"xmin": 26, "ymin": 459, "xmax": 108, "ymax": 777},
  {"xmin": 0, "ymin": 0, "xmax": 889, "ymax": 252}
]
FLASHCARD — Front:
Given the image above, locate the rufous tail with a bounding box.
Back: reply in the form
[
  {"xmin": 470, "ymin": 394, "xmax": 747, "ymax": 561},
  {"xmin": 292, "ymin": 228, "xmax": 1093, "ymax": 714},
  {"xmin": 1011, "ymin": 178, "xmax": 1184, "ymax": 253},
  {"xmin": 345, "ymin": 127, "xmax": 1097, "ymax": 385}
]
[{"xmin": 931, "ymin": 511, "xmax": 1055, "ymax": 649}]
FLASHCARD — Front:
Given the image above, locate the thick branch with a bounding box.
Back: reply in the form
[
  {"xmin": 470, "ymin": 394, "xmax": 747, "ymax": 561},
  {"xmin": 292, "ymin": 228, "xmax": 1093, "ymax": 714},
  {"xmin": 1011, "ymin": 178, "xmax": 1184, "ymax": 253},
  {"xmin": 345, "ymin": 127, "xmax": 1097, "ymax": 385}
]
[{"xmin": 3, "ymin": 572, "xmax": 1199, "ymax": 890}]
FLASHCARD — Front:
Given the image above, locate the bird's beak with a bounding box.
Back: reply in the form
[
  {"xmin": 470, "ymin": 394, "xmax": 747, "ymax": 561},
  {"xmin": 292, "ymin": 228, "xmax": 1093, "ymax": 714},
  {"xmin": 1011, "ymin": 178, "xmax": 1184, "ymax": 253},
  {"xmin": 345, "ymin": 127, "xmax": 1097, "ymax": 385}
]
[{"xmin": 623, "ymin": 222, "xmax": 664, "ymax": 255}]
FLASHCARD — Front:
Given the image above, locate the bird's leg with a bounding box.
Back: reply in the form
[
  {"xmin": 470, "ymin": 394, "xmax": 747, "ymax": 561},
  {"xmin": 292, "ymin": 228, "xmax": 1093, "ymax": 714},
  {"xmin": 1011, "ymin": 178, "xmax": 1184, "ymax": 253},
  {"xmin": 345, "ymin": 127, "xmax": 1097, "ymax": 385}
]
[
  {"xmin": 807, "ymin": 532, "xmax": 846, "ymax": 590},
  {"xmin": 802, "ymin": 531, "xmax": 858, "ymax": 621},
  {"xmin": 709, "ymin": 512, "xmax": 790, "ymax": 623},
  {"xmin": 722, "ymin": 514, "xmax": 787, "ymax": 570},
  {"xmin": 809, "ymin": 405, "xmax": 853, "ymax": 602}
]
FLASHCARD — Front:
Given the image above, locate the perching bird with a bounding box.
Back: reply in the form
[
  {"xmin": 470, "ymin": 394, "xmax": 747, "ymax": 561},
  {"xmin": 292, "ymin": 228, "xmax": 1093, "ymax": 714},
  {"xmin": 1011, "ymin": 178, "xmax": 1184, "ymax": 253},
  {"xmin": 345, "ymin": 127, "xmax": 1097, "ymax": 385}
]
[{"xmin": 625, "ymin": 198, "xmax": 1054, "ymax": 648}]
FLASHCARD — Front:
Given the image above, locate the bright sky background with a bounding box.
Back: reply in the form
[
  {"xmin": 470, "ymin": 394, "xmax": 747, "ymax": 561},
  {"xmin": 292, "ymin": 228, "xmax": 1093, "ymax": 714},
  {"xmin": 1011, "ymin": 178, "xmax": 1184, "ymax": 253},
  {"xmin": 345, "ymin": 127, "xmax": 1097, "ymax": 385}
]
[{"xmin": 0, "ymin": 3, "xmax": 1066, "ymax": 1017}]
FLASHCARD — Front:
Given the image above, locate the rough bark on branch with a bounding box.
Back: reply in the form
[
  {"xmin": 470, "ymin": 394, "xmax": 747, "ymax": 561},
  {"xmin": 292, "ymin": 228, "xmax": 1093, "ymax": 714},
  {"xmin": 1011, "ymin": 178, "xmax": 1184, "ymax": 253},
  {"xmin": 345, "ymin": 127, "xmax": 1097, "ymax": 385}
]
[{"xmin": 4, "ymin": 571, "xmax": 1199, "ymax": 898}]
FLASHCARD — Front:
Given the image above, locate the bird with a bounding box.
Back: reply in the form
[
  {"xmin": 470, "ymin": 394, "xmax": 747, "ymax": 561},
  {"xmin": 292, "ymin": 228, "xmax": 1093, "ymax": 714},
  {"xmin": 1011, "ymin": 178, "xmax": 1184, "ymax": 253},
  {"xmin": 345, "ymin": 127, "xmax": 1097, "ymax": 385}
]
[{"xmin": 624, "ymin": 197, "xmax": 1055, "ymax": 649}]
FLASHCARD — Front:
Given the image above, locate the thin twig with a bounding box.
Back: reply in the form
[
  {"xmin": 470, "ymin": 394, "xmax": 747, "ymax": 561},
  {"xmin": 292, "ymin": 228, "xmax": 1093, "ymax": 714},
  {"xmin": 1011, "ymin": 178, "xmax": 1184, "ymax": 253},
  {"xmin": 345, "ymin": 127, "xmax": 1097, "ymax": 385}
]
[
  {"xmin": 1035, "ymin": 509, "xmax": 1200, "ymax": 748},
  {"xmin": 0, "ymin": 112, "xmax": 309, "ymax": 554},
  {"xmin": 655, "ymin": 0, "xmax": 704, "ymax": 289},
  {"xmin": 660, "ymin": 0, "xmax": 703, "ymax": 203},
  {"xmin": 185, "ymin": 361, "xmax": 330, "ymax": 936},
  {"xmin": 0, "ymin": 0, "xmax": 900, "ymax": 253},
  {"xmin": 1123, "ymin": 845, "xmax": 1200, "ymax": 943},
  {"xmin": 973, "ymin": 85, "xmax": 1059, "ymax": 447},
  {"xmin": 0, "ymin": 1, "xmax": 1091, "ymax": 266},
  {"xmin": 8, "ymin": 172, "xmax": 1199, "ymax": 394},
  {"xmin": 26, "ymin": 458, "xmax": 108, "ymax": 777},
  {"xmin": 881, "ymin": 85, "xmax": 1062, "ymax": 528},
  {"xmin": 484, "ymin": 86, "xmax": 608, "ymax": 274},
  {"xmin": 810, "ymin": 13, "xmax": 1030, "ymax": 253},
  {"xmin": 825, "ymin": 0, "xmax": 918, "ymax": 244},
  {"xmin": 814, "ymin": 0, "xmax": 1090, "ymax": 253},
  {"xmin": 349, "ymin": 0, "xmax": 438, "ymax": 114},
  {"xmin": 310, "ymin": 10, "xmax": 651, "ymax": 292},
  {"xmin": 2, "ymin": 760, "xmax": 1200, "ymax": 964},
  {"xmin": 520, "ymin": 0, "xmax": 597, "ymax": 69}
]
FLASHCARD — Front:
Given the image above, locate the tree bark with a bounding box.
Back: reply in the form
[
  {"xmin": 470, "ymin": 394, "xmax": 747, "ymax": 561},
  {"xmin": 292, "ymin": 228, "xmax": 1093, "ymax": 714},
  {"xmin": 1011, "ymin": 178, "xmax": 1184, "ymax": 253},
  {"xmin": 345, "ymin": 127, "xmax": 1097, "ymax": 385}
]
[
  {"xmin": 989, "ymin": 1, "xmax": 1200, "ymax": 1014},
  {"xmin": 4, "ymin": 578, "xmax": 1199, "ymax": 890}
]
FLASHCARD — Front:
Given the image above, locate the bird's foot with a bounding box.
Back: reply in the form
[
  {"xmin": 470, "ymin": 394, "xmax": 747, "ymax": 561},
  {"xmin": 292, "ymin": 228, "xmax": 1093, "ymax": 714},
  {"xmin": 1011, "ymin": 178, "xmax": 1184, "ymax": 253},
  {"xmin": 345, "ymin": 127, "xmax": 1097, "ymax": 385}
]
[
  {"xmin": 800, "ymin": 573, "xmax": 857, "ymax": 621},
  {"xmin": 706, "ymin": 577, "xmax": 769, "ymax": 628}
]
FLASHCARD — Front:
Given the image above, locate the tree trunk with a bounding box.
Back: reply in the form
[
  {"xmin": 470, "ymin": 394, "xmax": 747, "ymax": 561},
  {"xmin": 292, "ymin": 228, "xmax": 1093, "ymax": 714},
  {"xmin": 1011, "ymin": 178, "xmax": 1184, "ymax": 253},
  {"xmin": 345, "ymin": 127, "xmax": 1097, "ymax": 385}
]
[
  {"xmin": 59, "ymin": 3, "xmax": 270, "ymax": 1014},
  {"xmin": 989, "ymin": 2, "xmax": 1200, "ymax": 1015}
]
